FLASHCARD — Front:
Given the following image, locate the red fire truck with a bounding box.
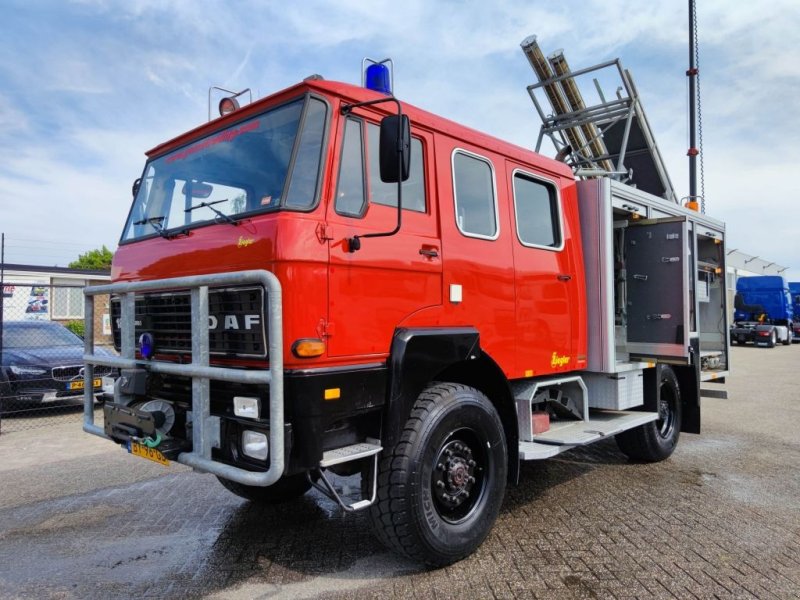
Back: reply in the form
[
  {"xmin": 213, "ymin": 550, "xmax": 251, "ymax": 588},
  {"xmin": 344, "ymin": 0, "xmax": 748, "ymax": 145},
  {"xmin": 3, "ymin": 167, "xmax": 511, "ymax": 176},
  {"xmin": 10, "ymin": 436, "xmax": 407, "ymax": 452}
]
[{"xmin": 83, "ymin": 49, "xmax": 728, "ymax": 566}]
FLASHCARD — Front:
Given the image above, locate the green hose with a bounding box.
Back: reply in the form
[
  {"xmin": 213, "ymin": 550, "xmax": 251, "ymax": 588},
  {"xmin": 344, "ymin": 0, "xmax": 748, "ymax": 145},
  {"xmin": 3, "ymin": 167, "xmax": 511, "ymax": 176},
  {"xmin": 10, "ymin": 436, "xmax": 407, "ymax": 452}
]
[{"xmin": 143, "ymin": 432, "xmax": 162, "ymax": 448}]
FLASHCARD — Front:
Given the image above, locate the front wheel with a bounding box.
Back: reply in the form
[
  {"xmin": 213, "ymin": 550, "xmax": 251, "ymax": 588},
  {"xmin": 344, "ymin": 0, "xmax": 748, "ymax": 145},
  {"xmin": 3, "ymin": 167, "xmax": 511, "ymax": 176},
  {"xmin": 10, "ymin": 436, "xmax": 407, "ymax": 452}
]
[
  {"xmin": 616, "ymin": 366, "xmax": 681, "ymax": 462},
  {"xmin": 369, "ymin": 382, "xmax": 507, "ymax": 566}
]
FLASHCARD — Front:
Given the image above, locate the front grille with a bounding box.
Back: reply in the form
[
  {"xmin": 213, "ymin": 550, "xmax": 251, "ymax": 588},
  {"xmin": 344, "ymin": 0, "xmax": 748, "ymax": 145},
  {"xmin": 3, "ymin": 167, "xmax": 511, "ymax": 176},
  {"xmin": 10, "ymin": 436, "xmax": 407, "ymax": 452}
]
[
  {"xmin": 52, "ymin": 365, "xmax": 113, "ymax": 381},
  {"xmin": 111, "ymin": 286, "xmax": 267, "ymax": 358}
]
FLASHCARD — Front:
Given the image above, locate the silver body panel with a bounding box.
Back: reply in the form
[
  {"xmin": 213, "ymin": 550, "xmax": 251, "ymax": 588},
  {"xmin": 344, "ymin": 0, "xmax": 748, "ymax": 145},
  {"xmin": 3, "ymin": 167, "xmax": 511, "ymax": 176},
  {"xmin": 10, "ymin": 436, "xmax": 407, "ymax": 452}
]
[{"xmin": 577, "ymin": 179, "xmax": 729, "ymax": 389}]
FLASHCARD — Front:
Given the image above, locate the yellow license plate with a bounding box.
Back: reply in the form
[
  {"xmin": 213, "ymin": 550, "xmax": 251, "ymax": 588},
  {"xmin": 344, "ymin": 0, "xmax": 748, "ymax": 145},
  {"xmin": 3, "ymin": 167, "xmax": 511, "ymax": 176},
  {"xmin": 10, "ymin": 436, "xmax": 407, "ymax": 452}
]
[
  {"xmin": 69, "ymin": 378, "xmax": 101, "ymax": 391},
  {"xmin": 129, "ymin": 441, "xmax": 170, "ymax": 466}
]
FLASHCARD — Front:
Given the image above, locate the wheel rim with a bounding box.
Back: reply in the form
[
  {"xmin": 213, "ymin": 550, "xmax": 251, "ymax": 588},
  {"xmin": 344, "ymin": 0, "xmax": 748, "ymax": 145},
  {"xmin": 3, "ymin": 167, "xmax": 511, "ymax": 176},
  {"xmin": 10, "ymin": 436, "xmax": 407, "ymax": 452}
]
[
  {"xmin": 656, "ymin": 381, "xmax": 677, "ymax": 439},
  {"xmin": 431, "ymin": 428, "xmax": 487, "ymax": 524}
]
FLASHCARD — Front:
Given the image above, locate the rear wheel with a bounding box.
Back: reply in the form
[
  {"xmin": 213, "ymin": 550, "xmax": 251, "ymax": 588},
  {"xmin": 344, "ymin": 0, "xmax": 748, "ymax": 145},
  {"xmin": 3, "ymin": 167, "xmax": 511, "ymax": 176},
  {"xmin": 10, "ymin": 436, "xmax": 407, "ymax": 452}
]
[
  {"xmin": 767, "ymin": 330, "xmax": 777, "ymax": 348},
  {"xmin": 369, "ymin": 382, "xmax": 507, "ymax": 566},
  {"xmin": 783, "ymin": 328, "xmax": 792, "ymax": 345},
  {"xmin": 217, "ymin": 473, "xmax": 311, "ymax": 504},
  {"xmin": 616, "ymin": 366, "xmax": 681, "ymax": 462}
]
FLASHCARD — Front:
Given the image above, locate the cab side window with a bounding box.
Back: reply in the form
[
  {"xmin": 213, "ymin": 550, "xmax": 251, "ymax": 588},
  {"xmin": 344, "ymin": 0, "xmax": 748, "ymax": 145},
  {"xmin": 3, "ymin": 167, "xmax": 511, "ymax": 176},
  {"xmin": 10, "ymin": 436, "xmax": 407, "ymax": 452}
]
[
  {"xmin": 366, "ymin": 123, "xmax": 426, "ymax": 212},
  {"xmin": 336, "ymin": 117, "xmax": 427, "ymax": 218},
  {"xmin": 513, "ymin": 172, "xmax": 561, "ymax": 249},
  {"xmin": 335, "ymin": 118, "xmax": 367, "ymax": 217},
  {"xmin": 453, "ymin": 150, "xmax": 498, "ymax": 239}
]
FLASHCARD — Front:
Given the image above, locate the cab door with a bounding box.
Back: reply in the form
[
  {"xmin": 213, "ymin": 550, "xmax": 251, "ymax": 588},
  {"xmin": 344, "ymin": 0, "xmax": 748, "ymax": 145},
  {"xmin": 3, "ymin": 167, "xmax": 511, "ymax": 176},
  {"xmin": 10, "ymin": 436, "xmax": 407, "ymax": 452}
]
[
  {"xmin": 507, "ymin": 165, "xmax": 578, "ymax": 375},
  {"xmin": 325, "ymin": 112, "xmax": 441, "ymax": 358}
]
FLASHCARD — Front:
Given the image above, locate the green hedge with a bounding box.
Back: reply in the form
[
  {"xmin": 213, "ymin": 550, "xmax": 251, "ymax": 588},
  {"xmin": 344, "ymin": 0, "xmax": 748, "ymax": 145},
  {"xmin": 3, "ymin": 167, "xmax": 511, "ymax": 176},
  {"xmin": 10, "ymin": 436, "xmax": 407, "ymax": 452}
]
[{"xmin": 65, "ymin": 320, "xmax": 85, "ymax": 338}]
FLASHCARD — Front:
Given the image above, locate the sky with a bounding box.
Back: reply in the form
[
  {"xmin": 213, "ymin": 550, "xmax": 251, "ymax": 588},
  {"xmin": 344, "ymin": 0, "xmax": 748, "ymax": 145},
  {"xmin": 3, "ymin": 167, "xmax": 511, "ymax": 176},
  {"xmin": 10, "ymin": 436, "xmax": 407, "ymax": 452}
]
[{"xmin": 0, "ymin": 0, "xmax": 798, "ymax": 279}]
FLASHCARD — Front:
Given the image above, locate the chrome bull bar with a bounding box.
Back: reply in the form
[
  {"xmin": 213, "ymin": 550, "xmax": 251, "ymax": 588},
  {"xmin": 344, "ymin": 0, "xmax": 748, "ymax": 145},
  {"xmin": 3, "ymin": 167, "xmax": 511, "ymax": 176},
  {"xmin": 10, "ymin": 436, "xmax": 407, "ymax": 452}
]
[{"xmin": 82, "ymin": 270, "xmax": 284, "ymax": 487}]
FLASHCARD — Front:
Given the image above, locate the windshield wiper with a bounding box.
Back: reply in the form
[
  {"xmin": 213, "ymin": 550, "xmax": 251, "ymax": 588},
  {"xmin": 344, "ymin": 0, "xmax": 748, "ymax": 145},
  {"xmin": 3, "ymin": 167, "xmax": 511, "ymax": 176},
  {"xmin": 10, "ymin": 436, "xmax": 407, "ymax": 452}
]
[
  {"xmin": 185, "ymin": 199, "xmax": 238, "ymax": 226},
  {"xmin": 133, "ymin": 216, "xmax": 188, "ymax": 239}
]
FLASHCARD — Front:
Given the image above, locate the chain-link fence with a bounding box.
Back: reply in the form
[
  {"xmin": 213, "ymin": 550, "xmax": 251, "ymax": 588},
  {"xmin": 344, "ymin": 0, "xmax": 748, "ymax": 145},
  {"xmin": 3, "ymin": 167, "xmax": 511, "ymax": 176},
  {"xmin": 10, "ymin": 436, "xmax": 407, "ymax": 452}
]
[{"xmin": 1, "ymin": 282, "xmax": 116, "ymax": 434}]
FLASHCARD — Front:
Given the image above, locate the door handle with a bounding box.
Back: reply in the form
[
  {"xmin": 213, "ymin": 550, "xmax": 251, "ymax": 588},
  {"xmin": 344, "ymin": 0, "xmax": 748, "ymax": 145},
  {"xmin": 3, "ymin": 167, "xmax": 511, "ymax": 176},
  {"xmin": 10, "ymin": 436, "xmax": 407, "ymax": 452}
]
[
  {"xmin": 419, "ymin": 246, "xmax": 439, "ymax": 258},
  {"xmin": 557, "ymin": 274, "xmax": 572, "ymax": 282}
]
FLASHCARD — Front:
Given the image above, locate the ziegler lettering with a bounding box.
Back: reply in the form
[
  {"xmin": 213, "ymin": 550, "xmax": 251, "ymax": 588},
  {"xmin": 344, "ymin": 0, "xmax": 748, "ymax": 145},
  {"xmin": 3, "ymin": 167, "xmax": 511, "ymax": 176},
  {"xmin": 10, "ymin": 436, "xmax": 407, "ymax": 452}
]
[
  {"xmin": 208, "ymin": 314, "xmax": 261, "ymax": 331},
  {"xmin": 237, "ymin": 236, "xmax": 255, "ymax": 248},
  {"xmin": 550, "ymin": 352, "xmax": 570, "ymax": 368}
]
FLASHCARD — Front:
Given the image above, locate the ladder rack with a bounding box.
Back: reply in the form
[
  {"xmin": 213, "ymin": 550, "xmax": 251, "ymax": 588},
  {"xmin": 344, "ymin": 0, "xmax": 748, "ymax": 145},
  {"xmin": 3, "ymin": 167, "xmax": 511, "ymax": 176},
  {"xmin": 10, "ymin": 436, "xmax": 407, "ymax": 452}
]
[{"xmin": 521, "ymin": 35, "xmax": 678, "ymax": 204}]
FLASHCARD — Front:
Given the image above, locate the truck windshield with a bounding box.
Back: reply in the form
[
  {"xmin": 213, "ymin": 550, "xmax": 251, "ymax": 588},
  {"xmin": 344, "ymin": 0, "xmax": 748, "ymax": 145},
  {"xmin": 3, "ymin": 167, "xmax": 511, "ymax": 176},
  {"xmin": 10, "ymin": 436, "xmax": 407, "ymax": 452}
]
[{"xmin": 121, "ymin": 96, "xmax": 327, "ymax": 242}]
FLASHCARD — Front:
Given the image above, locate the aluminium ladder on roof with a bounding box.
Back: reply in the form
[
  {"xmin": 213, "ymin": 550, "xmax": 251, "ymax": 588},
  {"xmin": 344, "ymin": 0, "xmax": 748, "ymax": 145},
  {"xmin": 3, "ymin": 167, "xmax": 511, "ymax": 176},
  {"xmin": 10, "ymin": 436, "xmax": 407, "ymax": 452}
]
[{"xmin": 520, "ymin": 35, "xmax": 678, "ymax": 204}]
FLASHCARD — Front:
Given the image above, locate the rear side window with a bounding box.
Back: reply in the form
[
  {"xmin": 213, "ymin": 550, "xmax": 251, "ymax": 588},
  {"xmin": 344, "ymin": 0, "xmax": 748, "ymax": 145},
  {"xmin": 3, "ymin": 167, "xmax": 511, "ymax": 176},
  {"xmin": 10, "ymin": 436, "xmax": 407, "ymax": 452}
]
[
  {"xmin": 452, "ymin": 150, "xmax": 498, "ymax": 239},
  {"xmin": 513, "ymin": 172, "xmax": 562, "ymax": 249}
]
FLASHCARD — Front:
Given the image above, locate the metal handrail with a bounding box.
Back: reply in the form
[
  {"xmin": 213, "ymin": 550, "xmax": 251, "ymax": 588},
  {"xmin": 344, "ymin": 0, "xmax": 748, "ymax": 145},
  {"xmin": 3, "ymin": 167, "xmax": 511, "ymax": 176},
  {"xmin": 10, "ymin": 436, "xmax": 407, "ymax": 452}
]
[{"xmin": 82, "ymin": 269, "xmax": 284, "ymax": 487}]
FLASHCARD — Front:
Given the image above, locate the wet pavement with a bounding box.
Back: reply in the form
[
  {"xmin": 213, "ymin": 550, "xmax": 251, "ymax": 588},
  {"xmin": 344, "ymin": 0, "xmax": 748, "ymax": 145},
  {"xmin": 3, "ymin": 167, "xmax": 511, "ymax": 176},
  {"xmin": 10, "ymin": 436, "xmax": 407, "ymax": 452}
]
[{"xmin": 0, "ymin": 345, "xmax": 798, "ymax": 599}]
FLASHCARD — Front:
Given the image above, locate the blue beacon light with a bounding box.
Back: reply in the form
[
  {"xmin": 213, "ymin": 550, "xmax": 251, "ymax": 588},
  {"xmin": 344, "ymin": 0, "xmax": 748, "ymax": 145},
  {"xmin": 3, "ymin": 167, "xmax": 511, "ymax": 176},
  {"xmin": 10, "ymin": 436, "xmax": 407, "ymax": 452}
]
[
  {"xmin": 363, "ymin": 58, "xmax": 393, "ymax": 95},
  {"xmin": 139, "ymin": 332, "xmax": 155, "ymax": 359}
]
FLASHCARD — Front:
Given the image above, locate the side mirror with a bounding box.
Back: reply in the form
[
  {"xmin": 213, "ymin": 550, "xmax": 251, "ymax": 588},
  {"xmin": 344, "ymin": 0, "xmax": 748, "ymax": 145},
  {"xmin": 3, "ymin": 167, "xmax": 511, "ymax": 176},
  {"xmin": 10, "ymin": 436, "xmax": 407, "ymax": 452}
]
[
  {"xmin": 132, "ymin": 178, "xmax": 142, "ymax": 198},
  {"xmin": 379, "ymin": 114, "xmax": 411, "ymax": 183}
]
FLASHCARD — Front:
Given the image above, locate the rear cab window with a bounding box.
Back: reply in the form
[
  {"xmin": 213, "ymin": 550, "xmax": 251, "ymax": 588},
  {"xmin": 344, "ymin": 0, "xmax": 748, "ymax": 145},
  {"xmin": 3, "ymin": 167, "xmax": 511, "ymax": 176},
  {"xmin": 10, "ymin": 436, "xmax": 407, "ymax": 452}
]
[
  {"xmin": 452, "ymin": 149, "xmax": 498, "ymax": 239},
  {"xmin": 512, "ymin": 170, "xmax": 563, "ymax": 250}
]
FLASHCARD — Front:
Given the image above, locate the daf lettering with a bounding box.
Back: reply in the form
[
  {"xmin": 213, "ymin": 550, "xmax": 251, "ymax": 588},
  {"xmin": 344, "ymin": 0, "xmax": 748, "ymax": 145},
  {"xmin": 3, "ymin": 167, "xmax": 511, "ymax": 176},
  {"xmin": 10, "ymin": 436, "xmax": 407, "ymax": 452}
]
[{"xmin": 208, "ymin": 314, "xmax": 261, "ymax": 331}]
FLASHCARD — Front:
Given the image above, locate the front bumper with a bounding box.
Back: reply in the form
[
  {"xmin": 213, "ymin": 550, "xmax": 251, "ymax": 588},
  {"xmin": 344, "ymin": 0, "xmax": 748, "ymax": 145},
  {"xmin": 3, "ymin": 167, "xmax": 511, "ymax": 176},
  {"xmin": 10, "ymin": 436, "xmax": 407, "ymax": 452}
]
[{"xmin": 82, "ymin": 270, "xmax": 285, "ymax": 488}]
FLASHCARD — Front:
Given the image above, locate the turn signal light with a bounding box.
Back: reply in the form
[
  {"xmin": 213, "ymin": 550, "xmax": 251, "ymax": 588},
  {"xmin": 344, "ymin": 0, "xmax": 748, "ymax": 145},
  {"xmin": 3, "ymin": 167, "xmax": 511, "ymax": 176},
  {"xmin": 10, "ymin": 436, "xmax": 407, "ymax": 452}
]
[{"xmin": 292, "ymin": 338, "xmax": 326, "ymax": 358}]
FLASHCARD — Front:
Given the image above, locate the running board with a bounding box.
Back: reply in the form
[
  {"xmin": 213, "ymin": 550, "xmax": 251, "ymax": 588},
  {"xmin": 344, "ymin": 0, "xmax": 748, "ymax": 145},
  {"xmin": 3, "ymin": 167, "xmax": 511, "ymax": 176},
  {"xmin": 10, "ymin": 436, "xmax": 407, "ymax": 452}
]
[
  {"xmin": 520, "ymin": 410, "xmax": 657, "ymax": 457},
  {"xmin": 319, "ymin": 441, "xmax": 382, "ymax": 467},
  {"xmin": 310, "ymin": 440, "xmax": 382, "ymax": 512}
]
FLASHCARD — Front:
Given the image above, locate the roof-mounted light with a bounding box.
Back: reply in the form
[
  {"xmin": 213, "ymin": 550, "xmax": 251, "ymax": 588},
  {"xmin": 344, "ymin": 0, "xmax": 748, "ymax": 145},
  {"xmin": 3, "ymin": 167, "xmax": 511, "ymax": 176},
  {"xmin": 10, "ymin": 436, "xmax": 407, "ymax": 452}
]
[
  {"xmin": 219, "ymin": 96, "xmax": 240, "ymax": 116},
  {"xmin": 207, "ymin": 86, "xmax": 252, "ymax": 121},
  {"xmin": 362, "ymin": 57, "xmax": 393, "ymax": 95}
]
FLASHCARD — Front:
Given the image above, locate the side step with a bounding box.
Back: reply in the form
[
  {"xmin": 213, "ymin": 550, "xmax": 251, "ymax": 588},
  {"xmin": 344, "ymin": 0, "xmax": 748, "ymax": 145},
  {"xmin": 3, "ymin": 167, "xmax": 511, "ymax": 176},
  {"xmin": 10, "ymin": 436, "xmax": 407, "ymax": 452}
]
[
  {"xmin": 518, "ymin": 410, "xmax": 658, "ymax": 460},
  {"xmin": 320, "ymin": 442, "xmax": 382, "ymax": 467},
  {"xmin": 311, "ymin": 440, "xmax": 382, "ymax": 512}
]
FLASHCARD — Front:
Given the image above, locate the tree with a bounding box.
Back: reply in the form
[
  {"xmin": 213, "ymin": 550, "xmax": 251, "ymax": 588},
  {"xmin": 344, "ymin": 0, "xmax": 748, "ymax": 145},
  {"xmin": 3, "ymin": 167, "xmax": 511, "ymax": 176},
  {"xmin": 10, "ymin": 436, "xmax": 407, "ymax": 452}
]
[
  {"xmin": 231, "ymin": 193, "xmax": 246, "ymax": 214},
  {"xmin": 69, "ymin": 245, "xmax": 114, "ymax": 270}
]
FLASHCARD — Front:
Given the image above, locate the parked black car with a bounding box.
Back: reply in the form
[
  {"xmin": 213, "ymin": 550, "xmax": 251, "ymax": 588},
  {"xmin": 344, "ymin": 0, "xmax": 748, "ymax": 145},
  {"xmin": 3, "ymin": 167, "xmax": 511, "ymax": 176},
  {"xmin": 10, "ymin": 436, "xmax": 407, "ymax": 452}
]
[{"xmin": 0, "ymin": 320, "xmax": 115, "ymax": 415}]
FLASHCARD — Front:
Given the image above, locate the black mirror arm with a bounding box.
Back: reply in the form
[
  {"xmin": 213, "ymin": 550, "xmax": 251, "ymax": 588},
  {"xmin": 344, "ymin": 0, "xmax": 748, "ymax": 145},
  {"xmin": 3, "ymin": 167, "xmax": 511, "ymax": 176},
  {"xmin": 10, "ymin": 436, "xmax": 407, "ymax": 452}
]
[{"xmin": 340, "ymin": 97, "xmax": 404, "ymax": 253}]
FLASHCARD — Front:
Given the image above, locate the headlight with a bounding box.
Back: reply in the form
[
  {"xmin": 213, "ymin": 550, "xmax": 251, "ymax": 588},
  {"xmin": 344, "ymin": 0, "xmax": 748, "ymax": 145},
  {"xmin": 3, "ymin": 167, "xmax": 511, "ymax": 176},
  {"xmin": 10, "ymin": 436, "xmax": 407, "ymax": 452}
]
[
  {"xmin": 9, "ymin": 365, "xmax": 48, "ymax": 376},
  {"xmin": 241, "ymin": 430, "xmax": 268, "ymax": 461},
  {"xmin": 234, "ymin": 396, "xmax": 260, "ymax": 419},
  {"xmin": 102, "ymin": 376, "xmax": 115, "ymax": 394}
]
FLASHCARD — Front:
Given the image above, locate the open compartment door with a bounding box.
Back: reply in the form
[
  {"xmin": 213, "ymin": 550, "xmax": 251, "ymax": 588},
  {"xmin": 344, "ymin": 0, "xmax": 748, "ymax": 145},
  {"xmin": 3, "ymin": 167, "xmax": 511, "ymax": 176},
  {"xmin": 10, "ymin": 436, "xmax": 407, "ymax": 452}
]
[{"xmin": 625, "ymin": 217, "xmax": 690, "ymax": 362}]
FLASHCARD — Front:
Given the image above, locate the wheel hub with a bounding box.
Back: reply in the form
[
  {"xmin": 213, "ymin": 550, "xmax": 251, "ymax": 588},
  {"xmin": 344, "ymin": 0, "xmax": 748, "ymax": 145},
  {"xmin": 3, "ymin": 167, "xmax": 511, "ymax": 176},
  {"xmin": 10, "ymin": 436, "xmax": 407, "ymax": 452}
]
[
  {"xmin": 658, "ymin": 398, "xmax": 669, "ymax": 421},
  {"xmin": 433, "ymin": 440, "xmax": 477, "ymax": 511},
  {"xmin": 657, "ymin": 389, "xmax": 676, "ymax": 438}
]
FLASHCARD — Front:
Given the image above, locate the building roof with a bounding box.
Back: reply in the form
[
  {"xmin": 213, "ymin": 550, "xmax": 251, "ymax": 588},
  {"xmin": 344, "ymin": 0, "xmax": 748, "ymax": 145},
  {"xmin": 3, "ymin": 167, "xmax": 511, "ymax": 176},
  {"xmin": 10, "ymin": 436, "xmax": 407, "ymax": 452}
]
[
  {"xmin": 726, "ymin": 251, "xmax": 788, "ymax": 276},
  {"xmin": 0, "ymin": 263, "xmax": 111, "ymax": 278}
]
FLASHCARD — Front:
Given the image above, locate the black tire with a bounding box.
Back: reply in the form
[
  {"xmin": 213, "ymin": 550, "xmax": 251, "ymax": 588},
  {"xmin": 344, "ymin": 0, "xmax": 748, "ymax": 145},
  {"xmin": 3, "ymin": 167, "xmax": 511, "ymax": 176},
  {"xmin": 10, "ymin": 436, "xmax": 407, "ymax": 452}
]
[
  {"xmin": 767, "ymin": 330, "xmax": 776, "ymax": 348},
  {"xmin": 369, "ymin": 382, "xmax": 507, "ymax": 566},
  {"xmin": 616, "ymin": 366, "xmax": 681, "ymax": 462},
  {"xmin": 783, "ymin": 329, "xmax": 792, "ymax": 345},
  {"xmin": 216, "ymin": 473, "xmax": 311, "ymax": 504}
]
